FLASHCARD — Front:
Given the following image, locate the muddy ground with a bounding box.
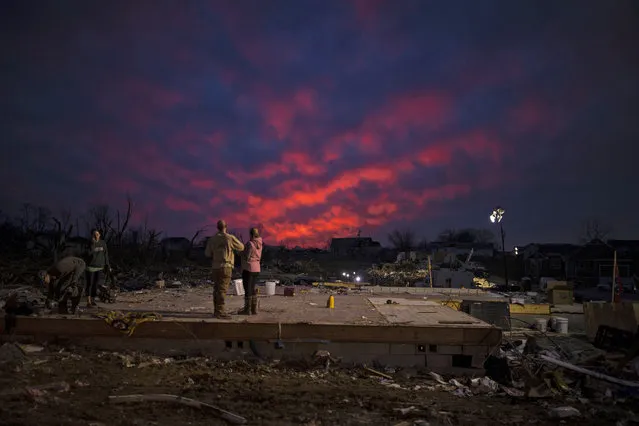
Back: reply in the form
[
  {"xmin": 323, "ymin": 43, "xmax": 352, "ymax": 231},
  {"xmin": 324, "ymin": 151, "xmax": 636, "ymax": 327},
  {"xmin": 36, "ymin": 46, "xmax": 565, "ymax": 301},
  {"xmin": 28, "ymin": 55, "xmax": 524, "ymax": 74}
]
[{"xmin": 0, "ymin": 344, "xmax": 636, "ymax": 426}]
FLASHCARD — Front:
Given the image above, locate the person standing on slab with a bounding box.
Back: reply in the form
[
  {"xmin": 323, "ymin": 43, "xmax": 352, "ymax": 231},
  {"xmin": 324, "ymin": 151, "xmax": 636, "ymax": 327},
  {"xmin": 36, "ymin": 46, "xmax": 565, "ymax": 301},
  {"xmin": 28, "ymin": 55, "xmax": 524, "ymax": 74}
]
[
  {"xmin": 85, "ymin": 229, "xmax": 111, "ymax": 307},
  {"xmin": 40, "ymin": 256, "xmax": 86, "ymax": 314},
  {"xmin": 239, "ymin": 227, "xmax": 263, "ymax": 315},
  {"xmin": 205, "ymin": 220, "xmax": 244, "ymax": 319}
]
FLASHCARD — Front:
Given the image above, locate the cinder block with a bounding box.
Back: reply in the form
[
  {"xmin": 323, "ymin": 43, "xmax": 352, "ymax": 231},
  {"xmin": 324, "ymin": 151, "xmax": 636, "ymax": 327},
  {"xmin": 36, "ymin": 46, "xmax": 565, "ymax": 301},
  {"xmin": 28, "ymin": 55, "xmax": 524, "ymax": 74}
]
[
  {"xmin": 426, "ymin": 354, "xmax": 452, "ymax": 369},
  {"xmin": 337, "ymin": 353, "xmax": 377, "ymax": 365},
  {"xmin": 377, "ymin": 355, "xmax": 426, "ymax": 368},
  {"xmin": 350, "ymin": 343, "xmax": 391, "ymax": 355},
  {"xmin": 325, "ymin": 342, "xmax": 390, "ymax": 357},
  {"xmin": 462, "ymin": 345, "xmax": 490, "ymax": 356},
  {"xmin": 390, "ymin": 344, "xmax": 416, "ymax": 355},
  {"xmin": 290, "ymin": 342, "xmax": 323, "ymax": 354},
  {"xmin": 437, "ymin": 345, "xmax": 463, "ymax": 355}
]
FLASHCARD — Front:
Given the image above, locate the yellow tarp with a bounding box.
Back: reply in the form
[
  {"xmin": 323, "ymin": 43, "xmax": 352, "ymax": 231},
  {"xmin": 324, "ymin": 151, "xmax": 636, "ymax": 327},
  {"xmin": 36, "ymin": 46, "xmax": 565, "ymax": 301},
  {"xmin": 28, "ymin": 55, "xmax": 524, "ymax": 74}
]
[{"xmin": 94, "ymin": 311, "xmax": 162, "ymax": 337}]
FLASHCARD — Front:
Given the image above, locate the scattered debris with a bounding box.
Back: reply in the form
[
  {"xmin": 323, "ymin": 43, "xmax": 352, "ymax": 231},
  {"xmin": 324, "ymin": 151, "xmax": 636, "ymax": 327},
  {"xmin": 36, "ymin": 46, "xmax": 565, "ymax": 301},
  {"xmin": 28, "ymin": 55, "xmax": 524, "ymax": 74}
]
[
  {"xmin": 108, "ymin": 394, "xmax": 247, "ymax": 424},
  {"xmin": 364, "ymin": 366, "xmax": 394, "ymax": 380}
]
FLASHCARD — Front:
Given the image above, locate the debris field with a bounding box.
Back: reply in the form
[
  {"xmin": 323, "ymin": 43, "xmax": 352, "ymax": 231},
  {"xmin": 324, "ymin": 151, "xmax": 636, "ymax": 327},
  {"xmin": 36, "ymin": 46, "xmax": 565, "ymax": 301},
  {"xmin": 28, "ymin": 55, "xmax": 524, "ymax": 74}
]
[{"xmin": 1, "ymin": 342, "xmax": 636, "ymax": 426}]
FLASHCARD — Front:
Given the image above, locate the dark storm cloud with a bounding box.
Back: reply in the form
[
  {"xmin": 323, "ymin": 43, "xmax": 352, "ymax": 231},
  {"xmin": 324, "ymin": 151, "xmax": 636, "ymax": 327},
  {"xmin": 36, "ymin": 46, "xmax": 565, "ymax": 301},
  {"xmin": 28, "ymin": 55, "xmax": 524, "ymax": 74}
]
[{"xmin": 0, "ymin": 0, "xmax": 637, "ymax": 246}]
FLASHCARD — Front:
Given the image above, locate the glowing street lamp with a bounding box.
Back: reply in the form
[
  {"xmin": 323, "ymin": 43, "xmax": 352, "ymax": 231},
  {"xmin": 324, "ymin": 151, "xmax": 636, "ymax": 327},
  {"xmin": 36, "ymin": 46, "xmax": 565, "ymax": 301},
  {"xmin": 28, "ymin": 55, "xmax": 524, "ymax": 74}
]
[
  {"xmin": 490, "ymin": 206, "xmax": 509, "ymax": 288},
  {"xmin": 490, "ymin": 207, "xmax": 505, "ymax": 224}
]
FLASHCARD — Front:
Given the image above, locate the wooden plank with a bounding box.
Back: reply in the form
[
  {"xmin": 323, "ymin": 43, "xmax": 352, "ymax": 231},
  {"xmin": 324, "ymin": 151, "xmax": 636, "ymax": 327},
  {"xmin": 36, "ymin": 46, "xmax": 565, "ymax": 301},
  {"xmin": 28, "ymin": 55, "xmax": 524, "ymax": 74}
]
[{"xmin": 9, "ymin": 316, "xmax": 501, "ymax": 345}]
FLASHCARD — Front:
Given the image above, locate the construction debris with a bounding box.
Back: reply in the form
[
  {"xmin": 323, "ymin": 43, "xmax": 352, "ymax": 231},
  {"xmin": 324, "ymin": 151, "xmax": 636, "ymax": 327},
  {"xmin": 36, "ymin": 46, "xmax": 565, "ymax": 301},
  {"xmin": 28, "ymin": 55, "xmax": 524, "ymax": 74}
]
[{"xmin": 367, "ymin": 262, "xmax": 428, "ymax": 286}]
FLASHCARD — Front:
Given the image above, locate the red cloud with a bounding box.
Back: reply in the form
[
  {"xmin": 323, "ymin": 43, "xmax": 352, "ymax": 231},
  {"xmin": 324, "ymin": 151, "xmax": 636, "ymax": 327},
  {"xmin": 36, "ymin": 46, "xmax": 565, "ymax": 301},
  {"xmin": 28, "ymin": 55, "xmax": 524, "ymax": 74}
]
[{"xmin": 324, "ymin": 91, "xmax": 452, "ymax": 159}]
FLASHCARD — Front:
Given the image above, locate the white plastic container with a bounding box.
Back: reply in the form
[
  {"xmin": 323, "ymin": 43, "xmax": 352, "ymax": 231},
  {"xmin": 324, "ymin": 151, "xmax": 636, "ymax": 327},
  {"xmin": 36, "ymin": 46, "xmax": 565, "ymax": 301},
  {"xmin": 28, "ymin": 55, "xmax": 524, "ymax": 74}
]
[
  {"xmin": 233, "ymin": 279, "xmax": 244, "ymax": 296},
  {"xmin": 555, "ymin": 317, "xmax": 569, "ymax": 334},
  {"xmin": 265, "ymin": 281, "xmax": 277, "ymax": 296},
  {"xmin": 535, "ymin": 318, "xmax": 547, "ymax": 332}
]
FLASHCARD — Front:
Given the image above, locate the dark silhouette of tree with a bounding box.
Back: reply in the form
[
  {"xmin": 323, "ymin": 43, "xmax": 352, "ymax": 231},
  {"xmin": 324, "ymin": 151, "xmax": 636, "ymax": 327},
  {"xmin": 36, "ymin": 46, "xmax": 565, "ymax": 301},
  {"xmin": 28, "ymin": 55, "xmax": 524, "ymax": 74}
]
[
  {"xmin": 437, "ymin": 228, "xmax": 457, "ymax": 242},
  {"xmin": 580, "ymin": 218, "xmax": 612, "ymax": 243},
  {"xmin": 436, "ymin": 228, "xmax": 495, "ymax": 244},
  {"xmin": 388, "ymin": 229, "xmax": 416, "ymax": 252}
]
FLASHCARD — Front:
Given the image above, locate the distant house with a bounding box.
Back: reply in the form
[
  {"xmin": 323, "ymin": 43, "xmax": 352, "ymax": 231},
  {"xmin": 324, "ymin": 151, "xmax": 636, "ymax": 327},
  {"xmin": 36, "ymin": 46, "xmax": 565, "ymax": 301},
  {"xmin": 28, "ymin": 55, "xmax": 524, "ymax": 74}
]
[
  {"xmin": 607, "ymin": 240, "xmax": 639, "ymax": 259},
  {"xmin": 571, "ymin": 239, "xmax": 634, "ymax": 287},
  {"xmin": 519, "ymin": 243, "xmax": 579, "ymax": 281},
  {"xmin": 330, "ymin": 237, "xmax": 382, "ymax": 258},
  {"xmin": 429, "ymin": 242, "xmax": 494, "ymax": 260}
]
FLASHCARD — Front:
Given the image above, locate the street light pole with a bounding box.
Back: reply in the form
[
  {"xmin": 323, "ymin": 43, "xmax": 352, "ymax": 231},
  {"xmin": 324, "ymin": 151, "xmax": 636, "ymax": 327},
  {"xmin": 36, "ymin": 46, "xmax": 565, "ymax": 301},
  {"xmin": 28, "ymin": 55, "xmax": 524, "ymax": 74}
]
[
  {"xmin": 500, "ymin": 222, "xmax": 508, "ymax": 288},
  {"xmin": 490, "ymin": 206, "xmax": 508, "ymax": 288}
]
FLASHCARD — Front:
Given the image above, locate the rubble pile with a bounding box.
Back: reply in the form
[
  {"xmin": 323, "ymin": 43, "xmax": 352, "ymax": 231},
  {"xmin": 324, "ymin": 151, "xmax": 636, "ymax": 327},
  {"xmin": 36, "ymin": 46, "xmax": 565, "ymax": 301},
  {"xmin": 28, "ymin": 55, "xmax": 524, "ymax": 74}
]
[
  {"xmin": 479, "ymin": 333, "xmax": 639, "ymax": 418},
  {"xmin": 367, "ymin": 262, "xmax": 428, "ymax": 286}
]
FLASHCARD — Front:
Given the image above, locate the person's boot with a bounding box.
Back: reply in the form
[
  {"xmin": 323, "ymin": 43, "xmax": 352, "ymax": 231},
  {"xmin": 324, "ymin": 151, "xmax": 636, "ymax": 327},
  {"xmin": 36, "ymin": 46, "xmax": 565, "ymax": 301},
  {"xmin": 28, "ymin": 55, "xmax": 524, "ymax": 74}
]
[
  {"xmin": 86, "ymin": 296, "xmax": 92, "ymax": 308},
  {"xmin": 213, "ymin": 305, "xmax": 231, "ymax": 319},
  {"xmin": 238, "ymin": 296, "xmax": 251, "ymax": 315},
  {"xmin": 250, "ymin": 295, "xmax": 258, "ymax": 315}
]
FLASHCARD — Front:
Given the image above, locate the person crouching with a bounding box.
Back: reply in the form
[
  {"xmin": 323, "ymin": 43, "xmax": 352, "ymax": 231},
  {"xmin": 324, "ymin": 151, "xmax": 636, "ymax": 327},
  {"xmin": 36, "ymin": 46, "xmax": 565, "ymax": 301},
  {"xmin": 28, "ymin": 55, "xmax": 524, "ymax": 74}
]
[{"xmin": 40, "ymin": 256, "xmax": 86, "ymax": 314}]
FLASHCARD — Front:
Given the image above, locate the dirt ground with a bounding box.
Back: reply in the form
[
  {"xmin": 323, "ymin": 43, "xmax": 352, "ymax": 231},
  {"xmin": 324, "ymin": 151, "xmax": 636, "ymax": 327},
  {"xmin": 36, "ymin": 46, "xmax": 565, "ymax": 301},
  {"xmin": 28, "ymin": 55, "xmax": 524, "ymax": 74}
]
[{"xmin": 0, "ymin": 344, "xmax": 635, "ymax": 426}]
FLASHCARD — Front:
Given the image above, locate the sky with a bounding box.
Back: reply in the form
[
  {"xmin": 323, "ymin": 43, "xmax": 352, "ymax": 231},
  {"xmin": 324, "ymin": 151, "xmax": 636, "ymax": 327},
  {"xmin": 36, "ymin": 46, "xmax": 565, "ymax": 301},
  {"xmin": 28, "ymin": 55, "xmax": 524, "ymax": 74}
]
[{"xmin": 1, "ymin": 0, "xmax": 638, "ymax": 248}]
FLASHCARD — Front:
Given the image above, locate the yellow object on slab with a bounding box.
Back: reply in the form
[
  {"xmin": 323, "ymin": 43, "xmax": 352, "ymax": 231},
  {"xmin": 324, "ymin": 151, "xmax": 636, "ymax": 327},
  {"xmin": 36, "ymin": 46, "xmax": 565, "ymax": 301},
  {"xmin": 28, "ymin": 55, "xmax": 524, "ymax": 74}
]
[
  {"xmin": 509, "ymin": 304, "xmax": 551, "ymax": 315},
  {"xmin": 438, "ymin": 300, "xmax": 462, "ymax": 311}
]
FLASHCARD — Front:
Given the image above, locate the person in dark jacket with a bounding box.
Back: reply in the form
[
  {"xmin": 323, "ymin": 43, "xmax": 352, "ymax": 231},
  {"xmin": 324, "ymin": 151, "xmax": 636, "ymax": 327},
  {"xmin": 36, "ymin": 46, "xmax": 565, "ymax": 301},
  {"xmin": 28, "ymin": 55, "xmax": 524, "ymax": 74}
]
[
  {"xmin": 40, "ymin": 256, "xmax": 86, "ymax": 314},
  {"xmin": 85, "ymin": 229, "xmax": 111, "ymax": 307}
]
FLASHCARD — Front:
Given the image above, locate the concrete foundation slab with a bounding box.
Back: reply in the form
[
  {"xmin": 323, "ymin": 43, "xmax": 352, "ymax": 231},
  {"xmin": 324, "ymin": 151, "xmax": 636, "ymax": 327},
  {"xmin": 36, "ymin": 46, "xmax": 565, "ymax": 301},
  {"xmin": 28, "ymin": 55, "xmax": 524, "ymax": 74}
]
[{"xmin": 4, "ymin": 289, "xmax": 501, "ymax": 373}]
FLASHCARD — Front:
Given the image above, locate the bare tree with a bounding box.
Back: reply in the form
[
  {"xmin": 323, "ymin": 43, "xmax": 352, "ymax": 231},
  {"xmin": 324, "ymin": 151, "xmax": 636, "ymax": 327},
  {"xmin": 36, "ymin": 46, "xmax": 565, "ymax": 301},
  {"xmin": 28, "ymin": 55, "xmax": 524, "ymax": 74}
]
[
  {"xmin": 188, "ymin": 225, "xmax": 210, "ymax": 256},
  {"xmin": 88, "ymin": 205, "xmax": 113, "ymax": 241},
  {"xmin": 417, "ymin": 237, "xmax": 429, "ymax": 250},
  {"xmin": 19, "ymin": 204, "xmax": 53, "ymax": 234},
  {"xmin": 388, "ymin": 229, "xmax": 416, "ymax": 252},
  {"xmin": 58, "ymin": 209, "xmax": 73, "ymax": 234},
  {"xmin": 112, "ymin": 196, "xmax": 133, "ymax": 246},
  {"xmin": 230, "ymin": 228, "xmax": 245, "ymax": 243},
  {"xmin": 35, "ymin": 206, "xmax": 52, "ymax": 232},
  {"xmin": 19, "ymin": 203, "xmax": 32, "ymax": 233},
  {"xmin": 580, "ymin": 218, "xmax": 612, "ymax": 243},
  {"xmin": 145, "ymin": 229, "xmax": 162, "ymax": 253},
  {"xmin": 436, "ymin": 228, "xmax": 494, "ymax": 244},
  {"xmin": 472, "ymin": 228, "xmax": 495, "ymax": 244}
]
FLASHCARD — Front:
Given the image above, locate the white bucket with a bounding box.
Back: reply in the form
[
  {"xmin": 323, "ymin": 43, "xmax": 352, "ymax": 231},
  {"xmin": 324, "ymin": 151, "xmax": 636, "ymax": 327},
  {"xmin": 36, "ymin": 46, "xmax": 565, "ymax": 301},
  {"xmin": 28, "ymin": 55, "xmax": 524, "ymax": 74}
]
[
  {"xmin": 535, "ymin": 318, "xmax": 547, "ymax": 332},
  {"xmin": 555, "ymin": 317, "xmax": 569, "ymax": 334},
  {"xmin": 233, "ymin": 279, "xmax": 244, "ymax": 296},
  {"xmin": 265, "ymin": 281, "xmax": 276, "ymax": 296}
]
